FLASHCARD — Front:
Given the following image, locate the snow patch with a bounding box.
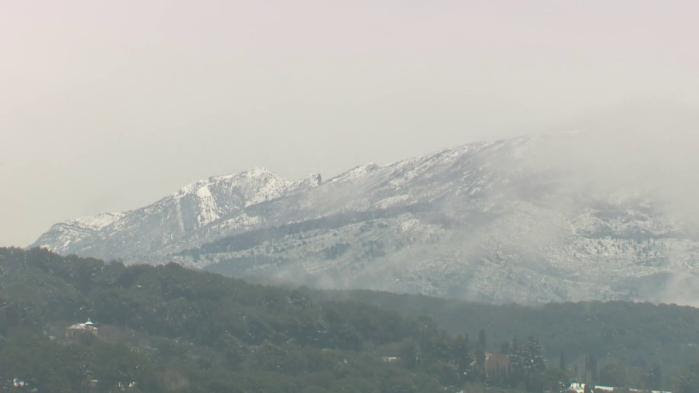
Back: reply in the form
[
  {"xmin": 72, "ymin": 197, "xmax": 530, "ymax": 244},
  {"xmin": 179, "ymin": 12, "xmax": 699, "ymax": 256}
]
[{"xmin": 69, "ymin": 212, "xmax": 125, "ymax": 230}]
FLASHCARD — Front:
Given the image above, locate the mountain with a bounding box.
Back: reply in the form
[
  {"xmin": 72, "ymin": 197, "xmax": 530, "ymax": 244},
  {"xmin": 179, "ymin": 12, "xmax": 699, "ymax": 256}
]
[
  {"xmin": 33, "ymin": 133, "xmax": 699, "ymax": 304},
  {"xmin": 33, "ymin": 168, "xmax": 322, "ymax": 261}
]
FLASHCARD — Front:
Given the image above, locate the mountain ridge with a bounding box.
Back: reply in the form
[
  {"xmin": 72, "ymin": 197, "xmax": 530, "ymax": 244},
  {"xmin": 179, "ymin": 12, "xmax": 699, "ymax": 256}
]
[{"xmin": 33, "ymin": 133, "xmax": 699, "ymax": 304}]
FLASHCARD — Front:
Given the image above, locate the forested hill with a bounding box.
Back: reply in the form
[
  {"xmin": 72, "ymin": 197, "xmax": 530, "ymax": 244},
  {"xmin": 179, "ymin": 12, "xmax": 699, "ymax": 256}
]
[
  {"xmin": 320, "ymin": 290, "xmax": 699, "ymax": 383},
  {"xmin": 0, "ymin": 248, "xmax": 538, "ymax": 393},
  {"xmin": 1, "ymin": 248, "xmax": 699, "ymax": 393}
]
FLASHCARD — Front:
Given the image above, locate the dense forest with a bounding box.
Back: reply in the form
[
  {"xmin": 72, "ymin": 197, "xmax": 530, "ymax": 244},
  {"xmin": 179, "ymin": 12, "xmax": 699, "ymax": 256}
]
[
  {"xmin": 1, "ymin": 248, "xmax": 699, "ymax": 393},
  {"xmin": 321, "ymin": 290, "xmax": 699, "ymax": 388}
]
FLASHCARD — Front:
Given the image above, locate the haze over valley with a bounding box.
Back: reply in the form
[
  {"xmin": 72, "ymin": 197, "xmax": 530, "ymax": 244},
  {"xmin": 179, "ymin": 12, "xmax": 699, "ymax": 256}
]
[{"xmin": 5, "ymin": 1, "xmax": 699, "ymax": 392}]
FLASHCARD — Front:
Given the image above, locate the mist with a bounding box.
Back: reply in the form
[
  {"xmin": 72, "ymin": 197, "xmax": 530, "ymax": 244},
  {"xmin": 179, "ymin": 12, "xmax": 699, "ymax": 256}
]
[
  {"xmin": 528, "ymin": 102, "xmax": 699, "ymax": 228},
  {"xmin": 3, "ymin": 0, "xmax": 699, "ymax": 247},
  {"xmin": 482, "ymin": 105, "xmax": 699, "ymax": 305},
  {"xmin": 5, "ymin": 1, "xmax": 699, "ymax": 389}
]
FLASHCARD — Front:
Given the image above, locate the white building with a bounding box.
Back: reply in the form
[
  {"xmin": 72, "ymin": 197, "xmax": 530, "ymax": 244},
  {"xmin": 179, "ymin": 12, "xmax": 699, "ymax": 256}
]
[{"xmin": 65, "ymin": 318, "xmax": 98, "ymax": 337}]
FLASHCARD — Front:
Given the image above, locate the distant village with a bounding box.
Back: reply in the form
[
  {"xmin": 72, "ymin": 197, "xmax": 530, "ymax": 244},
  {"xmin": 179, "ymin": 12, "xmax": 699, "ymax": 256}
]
[
  {"xmin": 381, "ymin": 350, "xmax": 673, "ymax": 393},
  {"xmin": 1, "ymin": 319, "xmax": 138, "ymax": 392},
  {"xmin": 2, "ymin": 318, "xmax": 675, "ymax": 393},
  {"xmin": 567, "ymin": 383, "xmax": 672, "ymax": 393}
]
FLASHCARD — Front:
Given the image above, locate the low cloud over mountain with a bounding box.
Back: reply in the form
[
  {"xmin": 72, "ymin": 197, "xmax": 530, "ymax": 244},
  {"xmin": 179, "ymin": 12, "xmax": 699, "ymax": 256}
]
[{"xmin": 34, "ymin": 130, "xmax": 699, "ymax": 304}]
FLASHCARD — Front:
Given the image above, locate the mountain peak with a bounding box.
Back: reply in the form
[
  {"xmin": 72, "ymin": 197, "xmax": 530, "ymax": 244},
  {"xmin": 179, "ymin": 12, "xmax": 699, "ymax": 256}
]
[
  {"xmin": 67, "ymin": 212, "xmax": 126, "ymax": 231},
  {"xmin": 175, "ymin": 167, "xmax": 284, "ymax": 197}
]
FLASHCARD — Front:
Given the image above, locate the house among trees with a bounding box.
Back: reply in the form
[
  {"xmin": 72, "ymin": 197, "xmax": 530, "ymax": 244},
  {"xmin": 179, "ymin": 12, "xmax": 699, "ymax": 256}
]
[
  {"xmin": 567, "ymin": 382, "xmax": 672, "ymax": 393},
  {"xmin": 485, "ymin": 352, "xmax": 511, "ymax": 379},
  {"xmin": 65, "ymin": 318, "xmax": 98, "ymax": 338},
  {"xmin": 381, "ymin": 356, "xmax": 400, "ymax": 363}
]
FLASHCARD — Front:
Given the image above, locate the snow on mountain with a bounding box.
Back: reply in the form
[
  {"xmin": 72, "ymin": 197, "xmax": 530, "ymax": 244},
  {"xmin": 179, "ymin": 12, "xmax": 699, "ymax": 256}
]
[
  {"xmin": 71, "ymin": 212, "xmax": 126, "ymax": 230},
  {"xmin": 32, "ymin": 168, "xmax": 321, "ymax": 259},
  {"xmin": 32, "ymin": 134, "xmax": 699, "ymax": 304}
]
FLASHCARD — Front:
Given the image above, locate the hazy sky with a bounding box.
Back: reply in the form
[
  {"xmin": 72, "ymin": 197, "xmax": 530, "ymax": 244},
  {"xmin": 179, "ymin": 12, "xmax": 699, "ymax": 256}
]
[{"xmin": 2, "ymin": 0, "xmax": 699, "ymax": 246}]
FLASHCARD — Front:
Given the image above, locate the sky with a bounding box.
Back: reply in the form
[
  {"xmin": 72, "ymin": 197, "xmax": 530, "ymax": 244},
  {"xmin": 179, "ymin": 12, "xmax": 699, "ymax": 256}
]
[{"xmin": 2, "ymin": 0, "xmax": 699, "ymax": 247}]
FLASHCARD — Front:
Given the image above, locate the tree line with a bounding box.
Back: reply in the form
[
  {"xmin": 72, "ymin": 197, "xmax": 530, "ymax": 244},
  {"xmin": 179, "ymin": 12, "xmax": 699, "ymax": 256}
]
[{"xmin": 1, "ymin": 248, "xmax": 698, "ymax": 393}]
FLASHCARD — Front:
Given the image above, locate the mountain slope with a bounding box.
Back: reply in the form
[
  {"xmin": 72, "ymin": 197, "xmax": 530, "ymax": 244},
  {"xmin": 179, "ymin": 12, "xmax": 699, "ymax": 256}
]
[
  {"xmin": 33, "ymin": 134, "xmax": 699, "ymax": 303},
  {"xmin": 33, "ymin": 168, "xmax": 322, "ymax": 260},
  {"xmin": 0, "ymin": 247, "xmax": 470, "ymax": 393}
]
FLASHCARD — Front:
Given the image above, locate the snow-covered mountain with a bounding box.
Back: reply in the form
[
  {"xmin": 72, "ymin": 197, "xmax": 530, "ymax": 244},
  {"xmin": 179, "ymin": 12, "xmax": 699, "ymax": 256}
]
[
  {"xmin": 33, "ymin": 134, "xmax": 699, "ymax": 304},
  {"xmin": 33, "ymin": 168, "xmax": 322, "ymax": 260}
]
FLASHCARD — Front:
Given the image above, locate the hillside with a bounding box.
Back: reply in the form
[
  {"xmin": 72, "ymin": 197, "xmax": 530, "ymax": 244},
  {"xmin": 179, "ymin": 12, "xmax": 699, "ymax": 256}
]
[
  {"xmin": 0, "ymin": 247, "xmax": 526, "ymax": 393},
  {"xmin": 2, "ymin": 249, "xmax": 699, "ymax": 392},
  {"xmin": 321, "ymin": 289, "xmax": 699, "ymax": 378}
]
